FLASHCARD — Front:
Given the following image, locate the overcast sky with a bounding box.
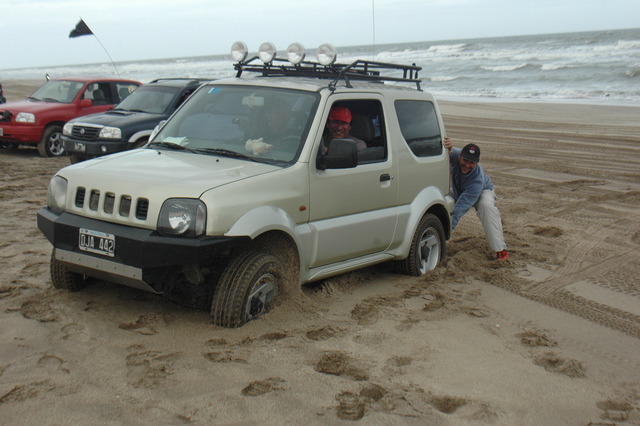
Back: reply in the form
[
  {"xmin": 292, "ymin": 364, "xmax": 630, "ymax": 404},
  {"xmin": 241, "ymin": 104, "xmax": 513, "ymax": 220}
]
[{"xmin": 1, "ymin": 0, "xmax": 638, "ymax": 70}]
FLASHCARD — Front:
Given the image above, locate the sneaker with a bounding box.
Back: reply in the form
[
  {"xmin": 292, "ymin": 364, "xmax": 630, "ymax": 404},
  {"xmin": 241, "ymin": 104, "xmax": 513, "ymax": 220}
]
[{"xmin": 496, "ymin": 250, "xmax": 509, "ymax": 260}]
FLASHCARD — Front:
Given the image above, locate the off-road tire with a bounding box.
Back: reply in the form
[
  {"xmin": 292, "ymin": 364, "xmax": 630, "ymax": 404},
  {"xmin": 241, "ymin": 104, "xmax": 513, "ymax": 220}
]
[
  {"xmin": 69, "ymin": 153, "xmax": 91, "ymax": 164},
  {"xmin": 38, "ymin": 125, "xmax": 65, "ymax": 157},
  {"xmin": 395, "ymin": 213, "xmax": 445, "ymax": 276},
  {"xmin": 50, "ymin": 250, "xmax": 89, "ymax": 291},
  {"xmin": 211, "ymin": 252, "xmax": 280, "ymax": 328}
]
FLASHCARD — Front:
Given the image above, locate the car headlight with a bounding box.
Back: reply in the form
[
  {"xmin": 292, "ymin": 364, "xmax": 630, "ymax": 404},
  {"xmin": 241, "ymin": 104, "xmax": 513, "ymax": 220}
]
[
  {"xmin": 47, "ymin": 176, "xmax": 68, "ymax": 215},
  {"xmin": 63, "ymin": 122, "xmax": 74, "ymax": 136},
  {"xmin": 98, "ymin": 126, "xmax": 122, "ymax": 139},
  {"xmin": 157, "ymin": 199, "xmax": 206, "ymax": 237},
  {"xmin": 16, "ymin": 112, "xmax": 36, "ymax": 123}
]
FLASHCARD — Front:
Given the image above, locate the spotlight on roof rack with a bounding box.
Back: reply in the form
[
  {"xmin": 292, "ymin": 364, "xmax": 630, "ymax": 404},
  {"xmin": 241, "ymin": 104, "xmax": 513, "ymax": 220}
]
[
  {"xmin": 287, "ymin": 42, "xmax": 306, "ymax": 65},
  {"xmin": 316, "ymin": 43, "xmax": 337, "ymax": 66},
  {"xmin": 258, "ymin": 42, "xmax": 277, "ymax": 64},
  {"xmin": 230, "ymin": 41, "xmax": 248, "ymax": 63}
]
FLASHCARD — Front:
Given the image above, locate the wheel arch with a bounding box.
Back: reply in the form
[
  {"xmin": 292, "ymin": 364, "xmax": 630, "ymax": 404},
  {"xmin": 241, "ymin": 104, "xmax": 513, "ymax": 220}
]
[{"xmin": 390, "ymin": 186, "xmax": 453, "ymax": 260}]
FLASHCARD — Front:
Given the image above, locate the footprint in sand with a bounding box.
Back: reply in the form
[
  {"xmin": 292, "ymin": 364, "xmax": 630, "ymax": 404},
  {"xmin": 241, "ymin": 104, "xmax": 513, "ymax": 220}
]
[
  {"xmin": 20, "ymin": 299, "xmax": 59, "ymax": 322},
  {"xmin": 314, "ymin": 351, "xmax": 369, "ymax": 381},
  {"xmin": 125, "ymin": 344, "xmax": 181, "ymax": 388},
  {"xmin": 241, "ymin": 377, "xmax": 285, "ymax": 396},
  {"xmin": 533, "ymin": 352, "xmax": 586, "ymax": 378}
]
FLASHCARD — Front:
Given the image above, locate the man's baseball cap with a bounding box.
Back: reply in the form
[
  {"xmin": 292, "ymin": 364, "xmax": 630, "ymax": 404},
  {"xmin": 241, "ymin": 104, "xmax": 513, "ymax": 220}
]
[
  {"xmin": 328, "ymin": 106, "xmax": 352, "ymax": 123},
  {"xmin": 461, "ymin": 143, "xmax": 481, "ymax": 163}
]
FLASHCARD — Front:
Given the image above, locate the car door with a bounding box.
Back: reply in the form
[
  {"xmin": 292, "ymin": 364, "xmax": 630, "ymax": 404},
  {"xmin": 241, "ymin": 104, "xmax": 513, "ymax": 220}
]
[{"xmin": 308, "ymin": 96, "xmax": 399, "ymax": 268}]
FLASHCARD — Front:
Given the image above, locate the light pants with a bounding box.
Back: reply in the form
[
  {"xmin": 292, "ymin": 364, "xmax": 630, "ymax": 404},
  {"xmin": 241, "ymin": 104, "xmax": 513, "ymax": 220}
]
[{"xmin": 475, "ymin": 189, "xmax": 507, "ymax": 252}]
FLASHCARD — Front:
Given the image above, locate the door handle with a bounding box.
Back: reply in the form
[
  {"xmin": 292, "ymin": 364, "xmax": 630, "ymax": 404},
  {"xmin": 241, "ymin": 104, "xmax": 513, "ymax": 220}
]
[{"xmin": 380, "ymin": 174, "xmax": 391, "ymax": 182}]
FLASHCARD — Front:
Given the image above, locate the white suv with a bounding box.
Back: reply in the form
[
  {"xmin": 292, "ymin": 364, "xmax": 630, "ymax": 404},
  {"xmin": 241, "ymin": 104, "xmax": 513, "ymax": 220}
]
[{"xmin": 37, "ymin": 42, "xmax": 454, "ymax": 327}]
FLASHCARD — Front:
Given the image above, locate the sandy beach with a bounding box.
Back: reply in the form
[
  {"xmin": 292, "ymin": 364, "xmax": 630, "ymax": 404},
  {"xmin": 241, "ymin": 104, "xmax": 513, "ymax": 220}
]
[{"xmin": 1, "ymin": 81, "xmax": 639, "ymax": 425}]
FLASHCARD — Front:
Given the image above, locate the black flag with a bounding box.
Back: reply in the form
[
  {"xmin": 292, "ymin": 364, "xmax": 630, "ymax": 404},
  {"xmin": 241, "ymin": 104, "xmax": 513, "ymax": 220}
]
[{"xmin": 69, "ymin": 19, "xmax": 93, "ymax": 38}]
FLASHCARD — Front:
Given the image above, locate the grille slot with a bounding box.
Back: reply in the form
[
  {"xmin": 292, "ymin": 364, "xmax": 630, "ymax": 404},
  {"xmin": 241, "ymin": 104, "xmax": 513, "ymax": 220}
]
[
  {"xmin": 104, "ymin": 193, "xmax": 115, "ymax": 214},
  {"xmin": 136, "ymin": 198, "xmax": 149, "ymax": 220},
  {"xmin": 89, "ymin": 190, "xmax": 100, "ymax": 211},
  {"xmin": 119, "ymin": 195, "xmax": 132, "ymax": 217},
  {"xmin": 75, "ymin": 187, "xmax": 86, "ymax": 208}
]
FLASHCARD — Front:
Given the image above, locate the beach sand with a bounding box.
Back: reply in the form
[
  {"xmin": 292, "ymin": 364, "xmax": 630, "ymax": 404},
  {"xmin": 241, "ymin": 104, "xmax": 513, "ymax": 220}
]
[{"xmin": 1, "ymin": 81, "xmax": 640, "ymax": 425}]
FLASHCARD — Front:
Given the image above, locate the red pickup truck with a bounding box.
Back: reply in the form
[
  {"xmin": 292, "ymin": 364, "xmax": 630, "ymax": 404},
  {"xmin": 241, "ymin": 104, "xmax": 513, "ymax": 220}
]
[{"xmin": 0, "ymin": 78, "xmax": 140, "ymax": 157}]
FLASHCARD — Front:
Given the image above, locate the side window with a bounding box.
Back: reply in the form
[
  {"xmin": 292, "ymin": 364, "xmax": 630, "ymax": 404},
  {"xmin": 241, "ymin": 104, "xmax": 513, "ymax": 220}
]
[
  {"xmin": 116, "ymin": 83, "xmax": 138, "ymax": 102},
  {"xmin": 395, "ymin": 100, "xmax": 442, "ymax": 157},
  {"xmin": 83, "ymin": 83, "xmax": 114, "ymax": 105},
  {"xmin": 323, "ymin": 100, "xmax": 387, "ymax": 164}
]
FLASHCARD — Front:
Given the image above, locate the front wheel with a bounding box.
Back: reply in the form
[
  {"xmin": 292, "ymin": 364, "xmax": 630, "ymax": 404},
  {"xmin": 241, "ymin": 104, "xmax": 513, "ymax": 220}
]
[
  {"xmin": 37, "ymin": 125, "xmax": 65, "ymax": 157},
  {"xmin": 50, "ymin": 250, "xmax": 89, "ymax": 291},
  {"xmin": 211, "ymin": 252, "xmax": 280, "ymax": 328},
  {"xmin": 395, "ymin": 213, "xmax": 445, "ymax": 276}
]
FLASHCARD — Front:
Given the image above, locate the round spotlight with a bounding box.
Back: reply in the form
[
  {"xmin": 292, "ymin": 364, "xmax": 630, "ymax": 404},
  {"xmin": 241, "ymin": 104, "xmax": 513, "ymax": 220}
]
[
  {"xmin": 287, "ymin": 42, "xmax": 306, "ymax": 65},
  {"xmin": 230, "ymin": 41, "xmax": 248, "ymax": 63},
  {"xmin": 316, "ymin": 43, "xmax": 337, "ymax": 66},
  {"xmin": 258, "ymin": 42, "xmax": 277, "ymax": 64}
]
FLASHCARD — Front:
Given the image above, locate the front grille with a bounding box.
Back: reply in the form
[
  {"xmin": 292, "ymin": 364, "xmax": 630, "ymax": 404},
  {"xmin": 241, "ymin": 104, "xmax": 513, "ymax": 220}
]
[
  {"xmin": 71, "ymin": 125, "xmax": 101, "ymax": 141},
  {"xmin": 73, "ymin": 187, "xmax": 149, "ymax": 220}
]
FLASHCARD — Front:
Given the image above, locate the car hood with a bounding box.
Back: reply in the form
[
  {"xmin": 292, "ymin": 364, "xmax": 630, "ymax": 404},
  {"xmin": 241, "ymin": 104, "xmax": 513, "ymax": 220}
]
[
  {"xmin": 70, "ymin": 110, "xmax": 166, "ymax": 127},
  {"xmin": 60, "ymin": 147, "xmax": 281, "ymax": 199},
  {"xmin": 0, "ymin": 99, "xmax": 71, "ymax": 113}
]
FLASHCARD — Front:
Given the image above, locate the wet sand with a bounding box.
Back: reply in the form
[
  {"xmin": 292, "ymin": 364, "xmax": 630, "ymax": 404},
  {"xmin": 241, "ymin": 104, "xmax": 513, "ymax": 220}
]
[{"xmin": 1, "ymin": 80, "xmax": 640, "ymax": 424}]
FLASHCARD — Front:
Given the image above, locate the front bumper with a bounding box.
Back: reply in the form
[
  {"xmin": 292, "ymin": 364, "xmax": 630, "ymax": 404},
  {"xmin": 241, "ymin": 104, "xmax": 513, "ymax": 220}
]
[
  {"xmin": 62, "ymin": 135, "xmax": 130, "ymax": 155},
  {"xmin": 0, "ymin": 123, "xmax": 43, "ymax": 144},
  {"xmin": 37, "ymin": 207, "xmax": 248, "ymax": 293}
]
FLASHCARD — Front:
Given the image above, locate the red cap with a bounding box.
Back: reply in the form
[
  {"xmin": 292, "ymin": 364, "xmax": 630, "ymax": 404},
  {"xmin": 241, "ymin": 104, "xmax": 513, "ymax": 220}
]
[{"xmin": 328, "ymin": 106, "xmax": 352, "ymax": 123}]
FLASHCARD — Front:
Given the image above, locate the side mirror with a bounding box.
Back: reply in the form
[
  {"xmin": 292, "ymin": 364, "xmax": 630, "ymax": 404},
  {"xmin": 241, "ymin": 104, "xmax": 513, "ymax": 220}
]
[
  {"xmin": 79, "ymin": 99, "xmax": 93, "ymax": 108},
  {"xmin": 149, "ymin": 120, "xmax": 167, "ymax": 141},
  {"xmin": 318, "ymin": 138, "xmax": 358, "ymax": 170}
]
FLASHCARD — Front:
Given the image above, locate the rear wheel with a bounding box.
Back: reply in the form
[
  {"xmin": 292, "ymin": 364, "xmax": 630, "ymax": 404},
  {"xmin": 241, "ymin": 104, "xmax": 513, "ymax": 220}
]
[
  {"xmin": 396, "ymin": 213, "xmax": 445, "ymax": 276},
  {"xmin": 37, "ymin": 125, "xmax": 65, "ymax": 157},
  {"xmin": 211, "ymin": 252, "xmax": 280, "ymax": 328},
  {"xmin": 50, "ymin": 250, "xmax": 89, "ymax": 291}
]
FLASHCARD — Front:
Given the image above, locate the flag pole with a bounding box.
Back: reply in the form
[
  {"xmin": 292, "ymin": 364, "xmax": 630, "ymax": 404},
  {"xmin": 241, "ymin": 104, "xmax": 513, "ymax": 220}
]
[{"xmin": 69, "ymin": 18, "xmax": 121, "ymax": 78}]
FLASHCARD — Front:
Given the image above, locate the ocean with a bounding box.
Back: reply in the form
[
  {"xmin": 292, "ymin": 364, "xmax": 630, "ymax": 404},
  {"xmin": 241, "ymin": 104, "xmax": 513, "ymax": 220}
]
[{"xmin": 2, "ymin": 28, "xmax": 639, "ymax": 105}]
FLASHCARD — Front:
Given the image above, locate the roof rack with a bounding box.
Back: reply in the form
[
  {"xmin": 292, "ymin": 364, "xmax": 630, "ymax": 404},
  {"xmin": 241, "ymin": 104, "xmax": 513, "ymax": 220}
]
[{"xmin": 234, "ymin": 57, "xmax": 422, "ymax": 91}]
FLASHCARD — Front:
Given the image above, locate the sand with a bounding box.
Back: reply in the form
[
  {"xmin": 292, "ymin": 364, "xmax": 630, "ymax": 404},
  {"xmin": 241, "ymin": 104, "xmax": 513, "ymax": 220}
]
[{"xmin": 1, "ymin": 81, "xmax": 640, "ymax": 425}]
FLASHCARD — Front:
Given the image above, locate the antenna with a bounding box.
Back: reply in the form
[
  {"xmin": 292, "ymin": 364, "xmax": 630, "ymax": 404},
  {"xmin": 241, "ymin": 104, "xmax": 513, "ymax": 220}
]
[{"xmin": 371, "ymin": 0, "xmax": 376, "ymax": 60}]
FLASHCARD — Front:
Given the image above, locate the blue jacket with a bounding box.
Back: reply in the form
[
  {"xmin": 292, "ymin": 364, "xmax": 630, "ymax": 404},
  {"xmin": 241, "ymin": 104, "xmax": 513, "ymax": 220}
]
[{"xmin": 450, "ymin": 148, "xmax": 494, "ymax": 230}]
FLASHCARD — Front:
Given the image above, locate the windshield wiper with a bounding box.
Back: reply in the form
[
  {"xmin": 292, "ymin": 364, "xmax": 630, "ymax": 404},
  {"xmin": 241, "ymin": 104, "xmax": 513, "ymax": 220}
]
[
  {"xmin": 150, "ymin": 141, "xmax": 198, "ymax": 153},
  {"xmin": 27, "ymin": 96, "xmax": 41, "ymax": 101},
  {"xmin": 195, "ymin": 148, "xmax": 261, "ymax": 162}
]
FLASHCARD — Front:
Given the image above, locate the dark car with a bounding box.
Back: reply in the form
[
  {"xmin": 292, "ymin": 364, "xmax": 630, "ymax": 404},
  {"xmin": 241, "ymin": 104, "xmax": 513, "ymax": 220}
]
[
  {"xmin": 0, "ymin": 82, "xmax": 5, "ymax": 103},
  {"xmin": 0, "ymin": 78, "xmax": 141, "ymax": 157},
  {"xmin": 62, "ymin": 78, "xmax": 210, "ymax": 163}
]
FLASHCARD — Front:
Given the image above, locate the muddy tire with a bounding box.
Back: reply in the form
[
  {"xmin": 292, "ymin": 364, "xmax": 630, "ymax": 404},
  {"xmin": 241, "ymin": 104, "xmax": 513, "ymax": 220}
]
[
  {"xmin": 211, "ymin": 252, "xmax": 280, "ymax": 328},
  {"xmin": 395, "ymin": 213, "xmax": 445, "ymax": 276},
  {"xmin": 37, "ymin": 125, "xmax": 65, "ymax": 157},
  {"xmin": 50, "ymin": 250, "xmax": 89, "ymax": 291}
]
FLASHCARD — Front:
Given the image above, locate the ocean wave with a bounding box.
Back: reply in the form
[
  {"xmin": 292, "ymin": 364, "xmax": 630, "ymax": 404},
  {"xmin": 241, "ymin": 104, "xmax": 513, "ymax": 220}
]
[
  {"xmin": 480, "ymin": 63, "xmax": 529, "ymax": 72},
  {"xmin": 540, "ymin": 63, "xmax": 577, "ymax": 71},
  {"xmin": 426, "ymin": 43, "xmax": 467, "ymax": 53},
  {"xmin": 430, "ymin": 76, "xmax": 460, "ymax": 82}
]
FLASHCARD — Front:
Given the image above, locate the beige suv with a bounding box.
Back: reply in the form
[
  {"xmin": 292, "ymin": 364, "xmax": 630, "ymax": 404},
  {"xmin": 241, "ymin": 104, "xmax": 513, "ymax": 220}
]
[{"xmin": 37, "ymin": 42, "xmax": 454, "ymax": 327}]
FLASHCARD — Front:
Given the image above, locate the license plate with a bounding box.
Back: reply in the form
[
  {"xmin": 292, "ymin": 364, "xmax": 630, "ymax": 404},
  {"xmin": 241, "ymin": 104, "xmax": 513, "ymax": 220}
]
[
  {"xmin": 0, "ymin": 127, "xmax": 3, "ymax": 136},
  {"xmin": 79, "ymin": 228, "xmax": 115, "ymax": 257},
  {"xmin": 73, "ymin": 142, "xmax": 86, "ymax": 152}
]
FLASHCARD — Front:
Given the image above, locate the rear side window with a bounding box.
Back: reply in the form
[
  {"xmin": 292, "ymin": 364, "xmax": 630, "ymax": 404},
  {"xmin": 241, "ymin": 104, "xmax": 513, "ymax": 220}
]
[{"xmin": 395, "ymin": 100, "xmax": 442, "ymax": 157}]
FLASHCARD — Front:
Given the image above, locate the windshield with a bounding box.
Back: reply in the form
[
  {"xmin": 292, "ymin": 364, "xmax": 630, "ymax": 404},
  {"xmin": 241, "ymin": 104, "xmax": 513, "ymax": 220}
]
[
  {"xmin": 30, "ymin": 80, "xmax": 84, "ymax": 103},
  {"xmin": 116, "ymin": 85, "xmax": 180, "ymax": 114},
  {"xmin": 151, "ymin": 85, "xmax": 319, "ymax": 164}
]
